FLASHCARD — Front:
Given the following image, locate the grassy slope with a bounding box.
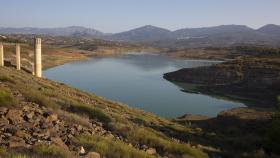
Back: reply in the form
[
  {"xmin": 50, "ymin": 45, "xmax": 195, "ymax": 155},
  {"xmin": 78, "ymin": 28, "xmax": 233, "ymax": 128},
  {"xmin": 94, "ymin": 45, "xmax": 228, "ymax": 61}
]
[{"xmin": 0, "ymin": 66, "xmax": 208, "ymax": 158}]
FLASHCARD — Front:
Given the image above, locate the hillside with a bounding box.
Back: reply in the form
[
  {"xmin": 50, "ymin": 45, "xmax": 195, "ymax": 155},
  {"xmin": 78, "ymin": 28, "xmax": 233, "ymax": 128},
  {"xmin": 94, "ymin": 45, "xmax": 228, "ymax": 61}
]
[{"xmin": 0, "ymin": 66, "xmax": 210, "ymax": 158}]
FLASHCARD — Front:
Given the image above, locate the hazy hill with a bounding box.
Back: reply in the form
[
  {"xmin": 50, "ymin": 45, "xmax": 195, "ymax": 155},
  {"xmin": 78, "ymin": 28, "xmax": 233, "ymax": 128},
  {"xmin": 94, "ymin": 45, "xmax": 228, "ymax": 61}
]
[
  {"xmin": 257, "ymin": 24, "xmax": 280, "ymax": 36},
  {"xmin": 108, "ymin": 25, "xmax": 173, "ymax": 42},
  {"xmin": 172, "ymin": 25, "xmax": 254, "ymax": 39},
  {"xmin": 105, "ymin": 24, "xmax": 280, "ymax": 48},
  {"xmin": 0, "ymin": 26, "xmax": 105, "ymax": 37}
]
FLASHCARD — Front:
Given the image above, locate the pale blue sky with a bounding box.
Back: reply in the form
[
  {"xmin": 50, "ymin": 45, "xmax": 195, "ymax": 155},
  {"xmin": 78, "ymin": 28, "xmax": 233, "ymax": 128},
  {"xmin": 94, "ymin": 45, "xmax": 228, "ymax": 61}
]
[{"xmin": 0, "ymin": 0, "xmax": 279, "ymax": 33}]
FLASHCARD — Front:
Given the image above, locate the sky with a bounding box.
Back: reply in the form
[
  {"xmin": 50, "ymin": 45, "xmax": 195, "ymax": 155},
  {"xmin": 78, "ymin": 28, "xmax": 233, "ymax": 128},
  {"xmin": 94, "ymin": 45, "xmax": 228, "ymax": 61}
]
[{"xmin": 0, "ymin": 0, "xmax": 279, "ymax": 33}]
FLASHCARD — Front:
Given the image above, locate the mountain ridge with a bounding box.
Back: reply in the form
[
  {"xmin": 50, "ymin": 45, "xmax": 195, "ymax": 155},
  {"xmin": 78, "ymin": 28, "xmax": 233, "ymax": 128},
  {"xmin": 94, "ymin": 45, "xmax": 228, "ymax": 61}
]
[
  {"xmin": 0, "ymin": 26, "xmax": 105, "ymax": 37},
  {"xmin": 1, "ymin": 24, "xmax": 280, "ymax": 48}
]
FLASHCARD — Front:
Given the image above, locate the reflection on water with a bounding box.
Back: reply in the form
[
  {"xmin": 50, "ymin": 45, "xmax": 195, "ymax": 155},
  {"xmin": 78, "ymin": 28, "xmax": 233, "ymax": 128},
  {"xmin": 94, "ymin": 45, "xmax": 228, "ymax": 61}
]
[{"xmin": 44, "ymin": 53, "xmax": 245, "ymax": 118}]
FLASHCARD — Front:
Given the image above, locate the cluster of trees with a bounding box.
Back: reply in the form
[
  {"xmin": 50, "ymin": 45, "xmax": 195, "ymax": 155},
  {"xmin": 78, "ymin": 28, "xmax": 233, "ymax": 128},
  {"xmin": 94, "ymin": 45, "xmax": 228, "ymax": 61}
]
[
  {"xmin": 0, "ymin": 36, "xmax": 22, "ymax": 44},
  {"xmin": 265, "ymin": 97, "xmax": 280, "ymax": 154},
  {"xmin": 234, "ymin": 46, "xmax": 280, "ymax": 55}
]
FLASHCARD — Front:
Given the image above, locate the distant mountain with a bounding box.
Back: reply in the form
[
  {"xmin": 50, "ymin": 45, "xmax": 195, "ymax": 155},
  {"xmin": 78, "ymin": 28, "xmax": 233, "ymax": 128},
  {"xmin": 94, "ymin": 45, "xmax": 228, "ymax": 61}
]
[
  {"xmin": 108, "ymin": 25, "xmax": 173, "ymax": 42},
  {"xmin": 0, "ymin": 26, "xmax": 105, "ymax": 37},
  {"xmin": 173, "ymin": 25, "xmax": 254, "ymax": 39},
  {"xmin": 156, "ymin": 31, "xmax": 277, "ymax": 49},
  {"xmin": 104, "ymin": 24, "xmax": 280, "ymax": 48},
  {"xmin": 1, "ymin": 24, "xmax": 280, "ymax": 48},
  {"xmin": 257, "ymin": 24, "xmax": 280, "ymax": 36}
]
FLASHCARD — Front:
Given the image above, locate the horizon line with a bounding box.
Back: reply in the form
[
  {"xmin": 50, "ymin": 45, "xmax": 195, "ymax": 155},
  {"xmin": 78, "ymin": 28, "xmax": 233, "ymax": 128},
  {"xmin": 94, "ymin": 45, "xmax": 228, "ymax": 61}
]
[{"xmin": 0, "ymin": 23, "xmax": 279, "ymax": 34}]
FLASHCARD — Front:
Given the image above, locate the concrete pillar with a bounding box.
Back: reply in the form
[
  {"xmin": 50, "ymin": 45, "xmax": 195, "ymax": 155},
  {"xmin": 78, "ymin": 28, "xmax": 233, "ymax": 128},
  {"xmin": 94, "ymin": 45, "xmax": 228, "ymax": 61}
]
[
  {"xmin": 16, "ymin": 44, "xmax": 21, "ymax": 70},
  {"xmin": 31, "ymin": 63, "xmax": 35, "ymax": 75},
  {"xmin": 0, "ymin": 43, "xmax": 3, "ymax": 66},
  {"xmin": 34, "ymin": 38, "xmax": 42, "ymax": 77}
]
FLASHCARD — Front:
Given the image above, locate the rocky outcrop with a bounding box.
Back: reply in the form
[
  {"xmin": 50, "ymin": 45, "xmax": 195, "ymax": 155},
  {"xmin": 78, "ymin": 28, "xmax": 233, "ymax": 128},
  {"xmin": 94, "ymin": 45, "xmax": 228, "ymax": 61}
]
[
  {"xmin": 164, "ymin": 56, "xmax": 280, "ymax": 107},
  {"xmin": 85, "ymin": 152, "xmax": 101, "ymax": 158}
]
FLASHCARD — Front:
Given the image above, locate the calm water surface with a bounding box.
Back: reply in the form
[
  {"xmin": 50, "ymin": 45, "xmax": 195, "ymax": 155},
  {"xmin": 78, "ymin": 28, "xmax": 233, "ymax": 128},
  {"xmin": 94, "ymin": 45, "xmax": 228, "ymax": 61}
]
[{"xmin": 44, "ymin": 53, "xmax": 245, "ymax": 118}]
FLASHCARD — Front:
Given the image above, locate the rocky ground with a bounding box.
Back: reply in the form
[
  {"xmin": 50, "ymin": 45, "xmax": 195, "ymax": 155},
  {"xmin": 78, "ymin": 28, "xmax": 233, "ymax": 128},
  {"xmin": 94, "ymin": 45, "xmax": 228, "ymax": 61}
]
[{"xmin": 0, "ymin": 82, "xmax": 110, "ymax": 158}]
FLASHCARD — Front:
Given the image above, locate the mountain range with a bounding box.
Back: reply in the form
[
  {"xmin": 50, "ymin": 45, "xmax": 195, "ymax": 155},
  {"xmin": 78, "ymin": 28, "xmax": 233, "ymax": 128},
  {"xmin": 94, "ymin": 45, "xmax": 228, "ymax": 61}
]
[
  {"xmin": 0, "ymin": 26, "xmax": 105, "ymax": 37},
  {"xmin": 1, "ymin": 24, "xmax": 280, "ymax": 48}
]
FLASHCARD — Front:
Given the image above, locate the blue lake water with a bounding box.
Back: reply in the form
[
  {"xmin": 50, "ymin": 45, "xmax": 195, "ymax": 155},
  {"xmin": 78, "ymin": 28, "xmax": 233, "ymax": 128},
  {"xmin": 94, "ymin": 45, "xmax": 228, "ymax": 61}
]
[{"xmin": 44, "ymin": 53, "xmax": 245, "ymax": 118}]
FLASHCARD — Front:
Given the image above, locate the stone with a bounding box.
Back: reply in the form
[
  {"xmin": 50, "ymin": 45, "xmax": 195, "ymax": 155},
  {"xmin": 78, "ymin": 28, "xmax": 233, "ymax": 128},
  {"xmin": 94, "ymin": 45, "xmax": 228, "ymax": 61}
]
[
  {"xmin": 75, "ymin": 125, "xmax": 83, "ymax": 131},
  {"xmin": 0, "ymin": 107, "xmax": 8, "ymax": 115},
  {"xmin": 146, "ymin": 148, "xmax": 157, "ymax": 155},
  {"xmin": 51, "ymin": 137, "xmax": 69, "ymax": 151},
  {"xmin": 141, "ymin": 144, "xmax": 148, "ymax": 150},
  {"xmin": 24, "ymin": 112, "xmax": 34, "ymax": 121},
  {"xmin": 6, "ymin": 109, "xmax": 23, "ymax": 124},
  {"xmin": 39, "ymin": 123, "xmax": 48, "ymax": 129},
  {"xmin": 9, "ymin": 141, "xmax": 27, "ymax": 148},
  {"xmin": 9, "ymin": 136, "xmax": 27, "ymax": 148},
  {"xmin": 33, "ymin": 130, "xmax": 50, "ymax": 140},
  {"xmin": 85, "ymin": 152, "xmax": 101, "ymax": 158},
  {"xmin": 3, "ymin": 125, "xmax": 17, "ymax": 135},
  {"xmin": 15, "ymin": 130, "xmax": 28, "ymax": 138},
  {"xmin": 79, "ymin": 146, "xmax": 86, "ymax": 155},
  {"xmin": 46, "ymin": 113, "xmax": 58, "ymax": 123},
  {"xmin": 0, "ymin": 118, "xmax": 9, "ymax": 126},
  {"xmin": 43, "ymin": 112, "xmax": 50, "ymax": 118},
  {"xmin": 34, "ymin": 108, "xmax": 43, "ymax": 115}
]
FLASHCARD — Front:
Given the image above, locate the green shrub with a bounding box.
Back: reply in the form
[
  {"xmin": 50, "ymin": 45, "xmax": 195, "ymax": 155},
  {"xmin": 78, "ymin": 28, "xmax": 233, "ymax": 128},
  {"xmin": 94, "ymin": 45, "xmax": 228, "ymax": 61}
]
[
  {"xmin": 5, "ymin": 154, "xmax": 30, "ymax": 158},
  {"xmin": 70, "ymin": 102, "xmax": 111, "ymax": 125},
  {"xmin": 78, "ymin": 134, "xmax": 154, "ymax": 158},
  {"xmin": 265, "ymin": 113, "xmax": 280, "ymax": 155},
  {"xmin": 0, "ymin": 76, "xmax": 15, "ymax": 84},
  {"xmin": 126, "ymin": 127, "xmax": 207, "ymax": 158},
  {"xmin": 0, "ymin": 147, "xmax": 30, "ymax": 158},
  {"xmin": 33, "ymin": 144, "xmax": 68, "ymax": 158},
  {"xmin": 0, "ymin": 89, "xmax": 16, "ymax": 106},
  {"xmin": 0, "ymin": 147, "xmax": 7, "ymax": 156},
  {"xmin": 20, "ymin": 88, "xmax": 59, "ymax": 109},
  {"xmin": 277, "ymin": 96, "xmax": 280, "ymax": 109}
]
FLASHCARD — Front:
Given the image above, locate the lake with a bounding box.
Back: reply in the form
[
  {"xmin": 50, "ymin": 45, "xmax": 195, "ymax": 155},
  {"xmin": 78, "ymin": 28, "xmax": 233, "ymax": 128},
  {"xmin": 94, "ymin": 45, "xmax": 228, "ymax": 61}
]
[{"xmin": 44, "ymin": 53, "xmax": 245, "ymax": 118}]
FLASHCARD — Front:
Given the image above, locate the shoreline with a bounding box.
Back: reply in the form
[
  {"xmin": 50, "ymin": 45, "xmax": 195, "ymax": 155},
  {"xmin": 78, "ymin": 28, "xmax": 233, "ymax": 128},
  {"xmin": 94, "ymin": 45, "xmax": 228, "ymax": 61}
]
[{"xmin": 43, "ymin": 52, "xmax": 258, "ymax": 120}]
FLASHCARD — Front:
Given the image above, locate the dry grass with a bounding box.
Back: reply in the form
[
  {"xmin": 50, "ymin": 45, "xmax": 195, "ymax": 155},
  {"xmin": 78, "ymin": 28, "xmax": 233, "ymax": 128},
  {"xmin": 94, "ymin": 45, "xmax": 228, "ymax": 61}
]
[
  {"xmin": 78, "ymin": 134, "xmax": 154, "ymax": 158},
  {"xmin": 0, "ymin": 88, "xmax": 17, "ymax": 107},
  {"xmin": 33, "ymin": 144, "xmax": 69, "ymax": 158}
]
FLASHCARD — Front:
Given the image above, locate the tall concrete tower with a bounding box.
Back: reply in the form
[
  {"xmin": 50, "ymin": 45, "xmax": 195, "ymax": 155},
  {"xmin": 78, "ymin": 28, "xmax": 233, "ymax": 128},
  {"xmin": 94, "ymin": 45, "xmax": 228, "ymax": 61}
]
[
  {"xmin": 34, "ymin": 38, "xmax": 42, "ymax": 77},
  {"xmin": 16, "ymin": 44, "xmax": 21, "ymax": 70},
  {"xmin": 0, "ymin": 43, "xmax": 3, "ymax": 66}
]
